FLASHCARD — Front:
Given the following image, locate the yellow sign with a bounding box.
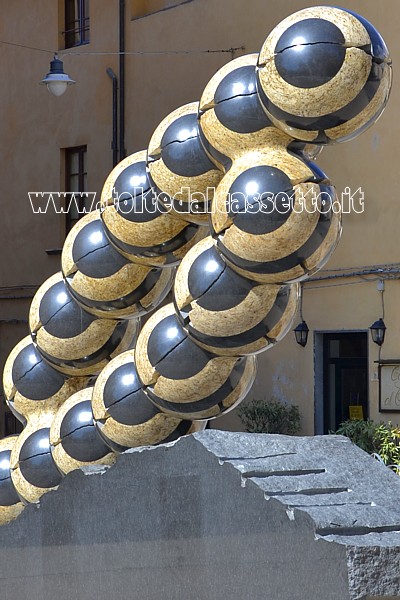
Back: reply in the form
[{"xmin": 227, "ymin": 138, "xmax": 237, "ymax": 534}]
[{"xmin": 349, "ymin": 405, "xmax": 364, "ymax": 420}]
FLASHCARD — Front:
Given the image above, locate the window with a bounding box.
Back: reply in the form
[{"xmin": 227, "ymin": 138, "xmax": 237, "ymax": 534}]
[
  {"xmin": 4, "ymin": 407, "xmax": 23, "ymax": 437},
  {"xmin": 131, "ymin": 0, "xmax": 192, "ymax": 19},
  {"xmin": 65, "ymin": 146, "xmax": 88, "ymax": 233},
  {"xmin": 0, "ymin": 391, "xmax": 24, "ymax": 437},
  {"xmin": 64, "ymin": 0, "xmax": 90, "ymax": 48}
]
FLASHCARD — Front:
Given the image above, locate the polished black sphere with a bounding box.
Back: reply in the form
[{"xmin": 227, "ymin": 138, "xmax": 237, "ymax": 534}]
[
  {"xmin": 19, "ymin": 429, "xmax": 63, "ymax": 489},
  {"xmin": 59, "ymin": 400, "xmax": 111, "ymax": 463},
  {"xmin": 147, "ymin": 102, "xmax": 222, "ymax": 224},
  {"xmin": 135, "ymin": 304, "xmax": 257, "ymax": 420},
  {"xmin": 210, "ymin": 155, "xmax": 341, "ymax": 284},
  {"xmin": 274, "ymin": 19, "xmax": 346, "ymax": 89},
  {"xmin": 0, "ymin": 436, "xmax": 25, "ymax": 523},
  {"xmin": 3, "ymin": 336, "xmax": 86, "ymax": 423},
  {"xmin": 101, "ymin": 151, "xmax": 205, "ymax": 267},
  {"xmin": 63, "ymin": 212, "xmax": 173, "ymax": 319},
  {"xmin": 174, "ymin": 237, "xmax": 298, "ymax": 355},
  {"xmin": 92, "ymin": 350, "xmax": 198, "ymax": 452},
  {"xmin": 0, "ymin": 449, "xmax": 21, "ymax": 507},
  {"xmin": 29, "ymin": 273, "xmax": 137, "ymax": 376},
  {"xmin": 199, "ymin": 54, "xmax": 290, "ymax": 170}
]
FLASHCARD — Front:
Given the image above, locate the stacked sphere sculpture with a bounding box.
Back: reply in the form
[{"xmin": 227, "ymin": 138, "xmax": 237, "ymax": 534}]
[{"xmin": 0, "ymin": 7, "xmax": 391, "ymax": 524}]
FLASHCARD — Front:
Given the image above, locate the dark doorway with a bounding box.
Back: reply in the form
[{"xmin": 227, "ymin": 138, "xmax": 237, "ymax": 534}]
[{"xmin": 322, "ymin": 332, "xmax": 368, "ymax": 434}]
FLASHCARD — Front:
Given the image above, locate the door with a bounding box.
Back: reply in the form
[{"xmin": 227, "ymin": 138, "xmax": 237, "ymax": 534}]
[{"xmin": 322, "ymin": 332, "xmax": 368, "ymax": 433}]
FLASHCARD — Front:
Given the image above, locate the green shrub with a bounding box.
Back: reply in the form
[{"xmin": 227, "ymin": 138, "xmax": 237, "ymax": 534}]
[
  {"xmin": 335, "ymin": 419, "xmax": 400, "ymax": 474},
  {"xmin": 335, "ymin": 419, "xmax": 379, "ymax": 454},
  {"xmin": 374, "ymin": 423, "xmax": 400, "ymax": 472},
  {"xmin": 237, "ymin": 398, "xmax": 301, "ymax": 435}
]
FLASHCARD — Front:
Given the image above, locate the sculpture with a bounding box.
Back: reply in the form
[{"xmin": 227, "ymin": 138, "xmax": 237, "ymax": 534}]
[{"xmin": 0, "ymin": 6, "xmax": 391, "ymax": 523}]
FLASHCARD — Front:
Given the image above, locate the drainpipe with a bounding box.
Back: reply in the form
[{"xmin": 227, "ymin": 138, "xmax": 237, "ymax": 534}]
[
  {"xmin": 119, "ymin": 0, "xmax": 126, "ymax": 161},
  {"xmin": 106, "ymin": 68, "xmax": 119, "ymax": 167}
]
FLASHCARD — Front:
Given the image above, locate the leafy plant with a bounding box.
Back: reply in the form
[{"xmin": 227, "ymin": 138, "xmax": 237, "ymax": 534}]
[
  {"xmin": 335, "ymin": 419, "xmax": 400, "ymax": 474},
  {"xmin": 335, "ymin": 419, "xmax": 378, "ymax": 454},
  {"xmin": 237, "ymin": 398, "xmax": 301, "ymax": 435},
  {"xmin": 374, "ymin": 422, "xmax": 400, "ymax": 473}
]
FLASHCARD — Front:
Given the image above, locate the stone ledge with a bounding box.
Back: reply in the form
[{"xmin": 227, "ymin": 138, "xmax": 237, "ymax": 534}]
[{"xmin": 0, "ymin": 431, "xmax": 398, "ymax": 600}]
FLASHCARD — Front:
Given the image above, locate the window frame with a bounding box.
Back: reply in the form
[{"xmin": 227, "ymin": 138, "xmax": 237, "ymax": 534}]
[
  {"xmin": 64, "ymin": 0, "xmax": 90, "ymax": 49},
  {"xmin": 65, "ymin": 145, "xmax": 88, "ymax": 234}
]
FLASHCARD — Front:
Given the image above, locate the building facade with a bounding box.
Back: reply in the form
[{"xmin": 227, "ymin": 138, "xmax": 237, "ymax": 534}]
[{"xmin": 0, "ymin": 0, "xmax": 399, "ymax": 437}]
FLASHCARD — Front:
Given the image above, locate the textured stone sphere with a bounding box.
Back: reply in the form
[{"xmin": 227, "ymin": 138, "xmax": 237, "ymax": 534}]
[
  {"xmin": 147, "ymin": 102, "xmax": 222, "ymax": 224},
  {"xmin": 3, "ymin": 336, "xmax": 88, "ymax": 424},
  {"xmin": 100, "ymin": 150, "xmax": 206, "ymax": 267},
  {"xmin": 135, "ymin": 304, "xmax": 257, "ymax": 420},
  {"xmin": 174, "ymin": 237, "xmax": 299, "ymax": 355},
  {"xmin": 62, "ymin": 211, "xmax": 174, "ymax": 319},
  {"xmin": 10, "ymin": 416, "xmax": 64, "ymax": 504},
  {"xmin": 29, "ymin": 273, "xmax": 138, "ymax": 377},
  {"xmin": 257, "ymin": 6, "xmax": 392, "ymax": 144},
  {"xmin": 210, "ymin": 149, "xmax": 341, "ymax": 284},
  {"xmin": 199, "ymin": 53, "xmax": 305, "ymax": 170},
  {"xmin": 0, "ymin": 436, "xmax": 25, "ymax": 525},
  {"xmin": 92, "ymin": 350, "xmax": 206, "ymax": 452},
  {"xmin": 50, "ymin": 387, "xmax": 116, "ymax": 475}
]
